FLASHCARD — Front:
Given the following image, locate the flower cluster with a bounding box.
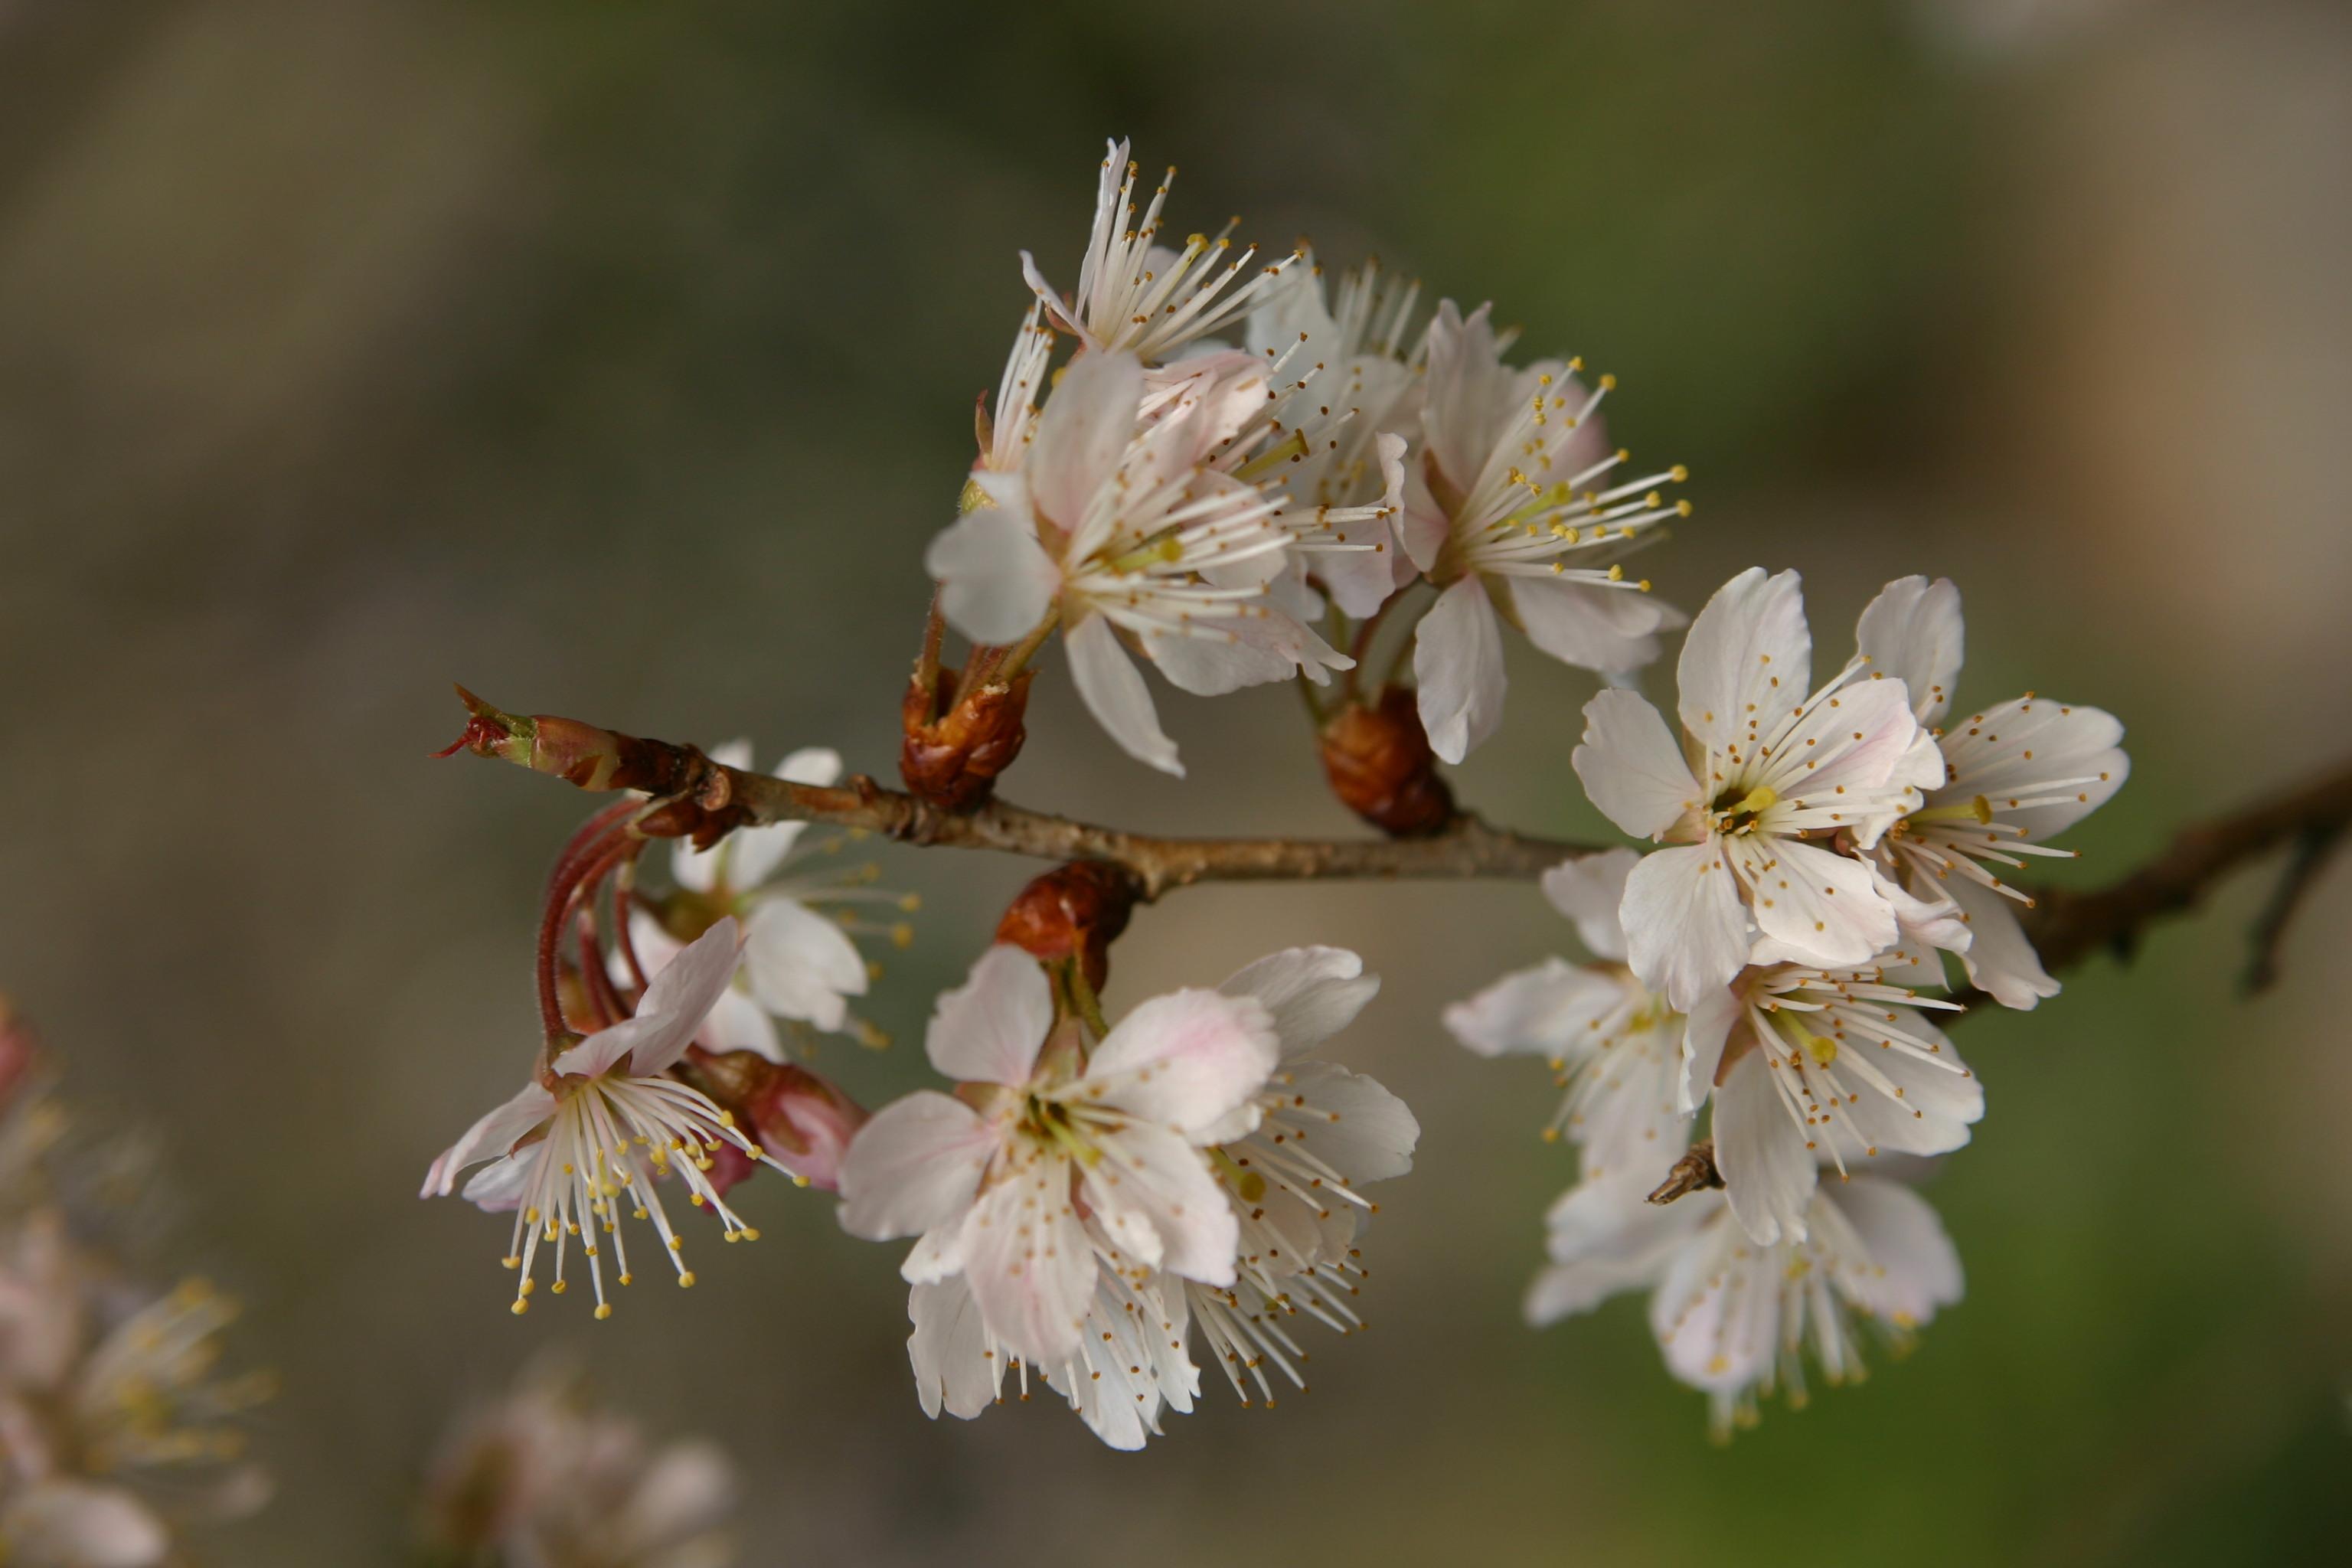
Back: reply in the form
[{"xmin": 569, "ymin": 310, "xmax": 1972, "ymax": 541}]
[
  {"xmin": 0, "ymin": 1002, "xmax": 273, "ymax": 1564},
  {"xmin": 924, "ymin": 138, "xmax": 1687, "ymax": 778},
  {"xmin": 1452, "ymin": 570, "xmax": 2126, "ymax": 1432},
  {"xmin": 838, "ymin": 944, "xmax": 1415, "ymax": 1448}
]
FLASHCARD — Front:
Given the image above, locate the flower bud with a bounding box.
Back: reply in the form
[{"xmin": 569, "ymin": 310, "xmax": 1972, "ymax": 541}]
[
  {"xmin": 900, "ymin": 668, "xmax": 1033, "ymax": 811},
  {"xmin": 993, "ymin": 861, "xmax": 1138, "ymax": 994},
  {"xmin": 681, "ymin": 1050, "xmax": 866, "ymax": 1194},
  {"xmin": 1318, "ymin": 685, "xmax": 1457, "ymax": 838}
]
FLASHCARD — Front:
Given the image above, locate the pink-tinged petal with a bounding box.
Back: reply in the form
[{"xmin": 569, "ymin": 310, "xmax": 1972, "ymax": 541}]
[
  {"xmin": 1397, "ymin": 459, "xmax": 1452, "ymax": 575},
  {"xmin": 1511, "ymin": 577, "xmax": 1671, "ymax": 675},
  {"xmin": 1676, "ymin": 567, "xmax": 1810, "ymax": 756},
  {"xmin": 1146, "ymin": 612, "xmax": 1310, "ymax": 697},
  {"xmin": 1276, "ymin": 1060, "xmax": 1420, "ymax": 1181},
  {"xmin": 924, "ymin": 945, "xmax": 1053, "ymax": 1086},
  {"xmin": 926, "ymin": 504, "xmax": 1060, "ymax": 647},
  {"xmin": 836, "ymin": 1091, "xmax": 995, "ymax": 1242},
  {"xmin": 1854, "ymin": 576, "xmax": 1965, "ymax": 726},
  {"xmin": 1573, "ymin": 690, "xmax": 1700, "ymax": 841},
  {"xmin": 1031, "ymin": 349, "xmax": 1144, "ymax": 528},
  {"xmin": 1419, "ymin": 300, "xmax": 1516, "ymax": 494},
  {"xmin": 961, "ymin": 1156, "xmax": 1096, "ymax": 1368},
  {"xmin": 1082, "ymin": 990, "xmax": 1279, "ymax": 1137},
  {"xmin": 1217, "ymin": 946, "xmax": 1379, "ymax": 1058},
  {"xmin": 1649, "ymin": 1217, "xmax": 1778, "ymax": 1395},
  {"xmin": 900, "ymin": 1220, "xmax": 969, "ymax": 1286},
  {"xmin": 1442, "ymin": 959, "xmax": 1625, "ymax": 1058},
  {"xmin": 1735, "ymin": 839, "xmax": 1899, "ymax": 972},
  {"xmin": 1540, "ymin": 848, "xmax": 1642, "ymax": 962},
  {"xmin": 1829, "ymin": 1178, "xmax": 1963, "ymax": 1325},
  {"xmin": 1083, "ymin": 1122, "xmax": 1236, "ymax": 1282},
  {"xmin": 458, "ymin": 1150, "xmax": 535, "ymax": 1213},
  {"xmin": 590, "ymin": 916, "xmax": 742, "ymax": 1080},
  {"xmin": 1622, "ymin": 844, "xmax": 1752, "ymax": 1011},
  {"xmin": 1677, "ymin": 987, "xmax": 1743, "ymax": 1114},
  {"xmin": 698, "ymin": 985, "xmax": 782, "ymax": 1061},
  {"xmin": 420, "ymin": 1081, "xmax": 555, "ymax": 1197},
  {"xmin": 1067, "ymin": 615, "xmax": 1184, "ymax": 776},
  {"xmin": 908, "ymin": 1277, "xmax": 1002, "ymax": 1421},
  {"xmin": 1414, "ymin": 575, "xmax": 1508, "ymax": 764},
  {"xmin": 1944, "ymin": 874, "xmax": 2059, "ymax": 1009},
  {"xmin": 743, "ymin": 898, "xmax": 866, "ymax": 1034},
  {"xmin": 1713, "ymin": 1054, "xmax": 1816, "ymax": 1246}
]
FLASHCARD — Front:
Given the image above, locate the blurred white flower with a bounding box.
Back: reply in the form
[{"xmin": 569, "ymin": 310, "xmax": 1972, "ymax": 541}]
[
  {"xmin": 422, "ymin": 920, "xmax": 784, "ymax": 1317},
  {"xmin": 1854, "ymin": 576, "xmax": 2131, "ymax": 1008},
  {"xmin": 1530, "ymin": 1168, "xmax": 1963, "ymax": 1439},
  {"xmin": 1572, "ymin": 567, "xmax": 1944, "ymax": 1008},
  {"xmin": 1403, "ymin": 299, "xmax": 1687, "ymax": 761}
]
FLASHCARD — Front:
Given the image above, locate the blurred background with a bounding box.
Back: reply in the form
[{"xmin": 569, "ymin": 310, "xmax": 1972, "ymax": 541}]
[{"xmin": 2, "ymin": 0, "xmax": 2348, "ymax": 1561}]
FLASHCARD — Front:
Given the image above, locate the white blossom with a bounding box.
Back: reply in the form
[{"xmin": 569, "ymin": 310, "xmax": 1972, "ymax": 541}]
[
  {"xmin": 1403, "ymin": 300, "xmax": 1688, "ymax": 762},
  {"xmin": 423, "ymin": 920, "xmax": 785, "ymax": 1318},
  {"xmin": 1854, "ymin": 576, "xmax": 2132, "ymax": 1008},
  {"xmin": 1573, "ymin": 567, "xmax": 1945, "ymax": 1008},
  {"xmin": 1530, "ymin": 1168, "xmax": 1962, "ymax": 1439}
]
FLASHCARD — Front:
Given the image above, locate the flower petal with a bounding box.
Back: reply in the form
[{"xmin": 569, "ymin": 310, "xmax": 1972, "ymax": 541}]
[
  {"xmin": 1031, "ymin": 349, "xmax": 1144, "ymax": 529},
  {"xmin": 836, "ymin": 1091, "xmax": 995, "ymax": 1242},
  {"xmin": 926, "ymin": 503, "xmax": 1060, "ymax": 647},
  {"xmin": 1573, "ymin": 690, "xmax": 1699, "ymax": 841},
  {"xmin": 1442, "ymin": 958, "xmax": 1625, "ymax": 1058},
  {"xmin": 1083, "ymin": 1122, "xmax": 1237, "ymax": 1282},
  {"xmin": 1945, "ymin": 874, "xmax": 2059, "ymax": 1009},
  {"xmin": 1217, "ymin": 946, "xmax": 1379, "ymax": 1059},
  {"xmin": 961, "ymin": 1156, "xmax": 1096, "ymax": 1368},
  {"xmin": 1735, "ymin": 838, "xmax": 1900, "ymax": 972},
  {"xmin": 1511, "ymin": 577, "xmax": 1671, "ymax": 675},
  {"xmin": 1676, "ymin": 567, "xmax": 1809, "ymax": 757},
  {"xmin": 907, "ymin": 1276, "xmax": 1003, "ymax": 1421},
  {"xmin": 1828, "ymin": 1178, "xmax": 1964, "ymax": 1325},
  {"xmin": 924, "ymin": 945, "xmax": 1053, "ymax": 1087},
  {"xmin": 1539, "ymin": 847, "xmax": 1642, "ymax": 962},
  {"xmin": 1854, "ymin": 576, "xmax": 1965, "ymax": 726},
  {"xmin": 420, "ymin": 1080, "xmax": 555, "ymax": 1197},
  {"xmin": 1622, "ymin": 843, "xmax": 1751, "ymax": 1011},
  {"xmin": 743, "ymin": 898, "xmax": 867, "ymax": 1034},
  {"xmin": 1713, "ymin": 1054, "xmax": 1817, "ymax": 1246},
  {"xmin": 1413, "ymin": 575, "xmax": 1508, "ymax": 764},
  {"xmin": 1083, "ymin": 990, "xmax": 1279, "ymax": 1138},
  {"xmin": 1067, "ymin": 614, "xmax": 1184, "ymax": 776}
]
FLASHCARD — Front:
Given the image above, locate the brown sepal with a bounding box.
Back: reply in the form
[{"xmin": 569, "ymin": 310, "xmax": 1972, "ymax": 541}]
[{"xmin": 1318, "ymin": 684, "xmax": 1457, "ymax": 838}]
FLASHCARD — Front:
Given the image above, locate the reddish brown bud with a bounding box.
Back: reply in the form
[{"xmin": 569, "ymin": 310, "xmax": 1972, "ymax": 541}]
[
  {"xmin": 900, "ymin": 668, "xmax": 1034, "ymax": 811},
  {"xmin": 681, "ymin": 1049, "xmax": 867, "ymax": 1194},
  {"xmin": 1318, "ymin": 685, "xmax": 1456, "ymax": 838},
  {"xmin": 994, "ymin": 861, "xmax": 1139, "ymax": 994}
]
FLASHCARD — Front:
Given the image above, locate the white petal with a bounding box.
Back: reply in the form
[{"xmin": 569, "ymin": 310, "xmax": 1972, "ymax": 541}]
[
  {"xmin": 1649, "ymin": 1217, "xmax": 1777, "ymax": 1395},
  {"xmin": 1677, "ymin": 986, "xmax": 1743, "ymax": 1114},
  {"xmin": 721, "ymin": 747, "xmax": 842, "ymax": 886},
  {"xmin": 907, "ymin": 1277, "xmax": 1002, "ymax": 1421},
  {"xmin": 1854, "ymin": 576, "xmax": 1965, "ymax": 725},
  {"xmin": 1539, "ymin": 847, "xmax": 1642, "ymax": 962},
  {"xmin": 926, "ymin": 504, "xmax": 1060, "ymax": 646},
  {"xmin": 1838, "ymin": 1012, "xmax": 1984, "ymax": 1158},
  {"xmin": 1419, "ymin": 300, "xmax": 1516, "ymax": 494},
  {"xmin": 1621, "ymin": 844, "xmax": 1752, "ymax": 1011},
  {"xmin": 1942, "ymin": 696, "xmax": 2129, "ymax": 841},
  {"xmin": 836, "ymin": 1091, "xmax": 995, "ymax": 1242},
  {"xmin": 1442, "ymin": 959, "xmax": 1625, "ymax": 1058},
  {"xmin": 1573, "ymin": 690, "xmax": 1699, "ymax": 841},
  {"xmin": 1945, "ymin": 874, "xmax": 2058, "ymax": 1008},
  {"xmin": 1676, "ymin": 567, "xmax": 1810, "ymax": 756},
  {"xmin": 1067, "ymin": 615, "xmax": 1184, "ymax": 776},
  {"xmin": 924, "ymin": 945, "xmax": 1053, "ymax": 1086},
  {"xmin": 1713, "ymin": 1054, "xmax": 1817, "ymax": 1246},
  {"xmin": 1413, "ymin": 575, "xmax": 1508, "ymax": 764},
  {"xmin": 1217, "ymin": 946, "xmax": 1379, "ymax": 1059},
  {"xmin": 420, "ymin": 1080, "xmax": 555, "ymax": 1197},
  {"xmin": 1529, "ymin": 1174, "xmax": 1716, "ymax": 1325},
  {"xmin": 1083, "ymin": 990, "xmax": 1279, "ymax": 1138},
  {"xmin": 1736, "ymin": 838, "xmax": 1900, "ymax": 972},
  {"xmin": 698, "ymin": 985, "xmax": 783, "ymax": 1060},
  {"xmin": 961, "ymin": 1157, "xmax": 1096, "ymax": 1368},
  {"xmin": 742, "ymin": 898, "xmax": 866, "ymax": 1034},
  {"xmin": 1510, "ymin": 577, "xmax": 1670, "ymax": 675},
  {"xmin": 596, "ymin": 916, "xmax": 743, "ymax": 1080},
  {"xmin": 1082, "ymin": 1122, "xmax": 1237, "ymax": 1282},
  {"xmin": 1031, "ymin": 349, "xmax": 1144, "ymax": 528},
  {"xmin": 458, "ymin": 1150, "xmax": 534, "ymax": 1213},
  {"xmin": 1276, "ymin": 1060, "xmax": 1420, "ymax": 1181},
  {"xmin": 1146, "ymin": 615, "xmax": 1305, "ymax": 697},
  {"xmin": 1828, "ymin": 1177, "xmax": 1963, "ymax": 1325}
]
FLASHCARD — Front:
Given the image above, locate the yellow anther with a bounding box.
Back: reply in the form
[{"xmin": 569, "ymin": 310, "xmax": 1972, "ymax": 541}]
[
  {"xmin": 594, "ymin": 1303, "xmax": 613, "ymax": 1321},
  {"xmin": 510, "ymin": 1298, "xmax": 529, "ymax": 1316},
  {"xmin": 678, "ymin": 1272, "xmax": 697, "ymax": 1289}
]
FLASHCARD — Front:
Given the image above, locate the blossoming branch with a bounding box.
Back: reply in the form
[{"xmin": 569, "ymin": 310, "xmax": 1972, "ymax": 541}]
[{"xmin": 422, "ymin": 136, "xmax": 2352, "ymax": 1450}]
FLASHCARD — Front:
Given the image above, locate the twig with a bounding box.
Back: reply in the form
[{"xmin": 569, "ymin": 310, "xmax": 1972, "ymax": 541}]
[{"xmin": 2240, "ymin": 821, "xmax": 2348, "ymax": 995}]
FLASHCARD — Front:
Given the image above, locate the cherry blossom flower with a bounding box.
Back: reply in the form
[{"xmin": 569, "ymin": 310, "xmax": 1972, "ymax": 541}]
[
  {"xmin": 1403, "ymin": 300, "xmax": 1689, "ymax": 762},
  {"xmin": 1530, "ymin": 1168, "xmax": 1962, "ymax": 1439},
  {"xmin": 1680, "ymin": 950, "xmax": 1981, "ymax": 1246},
  {"xmin": 1854, "ymin": 576, "xmax": 2132, "ymax": 1008},
  {"xmin": 1445, "ymin": 848, "xmax": 1684, "ymax": 1181},
  {"xmin": 421, "ymin": 1362, "xmax": 736, "ymax": 1568},
  {"xmin": 925, "ymin": 348, "xmax": 1347, "ymax": 775},
  {"xmin": 838, "ymin": 945, "xmax": 1279, "ymax": 1370},
  {"xmin": 1573, "ymin": 567, "xmax": 1945, "ymax": 1008},
  {"xmin": 629, "ymin": 740, "xmax": 902, "ymax": 1050},
  {"xmin": 1021, "ymin": 139, "xmax": 1301, "ymax": 366},
  {"xmin": 422, "ymin": 920, "xmax": 785, "ymax": 1318}
]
